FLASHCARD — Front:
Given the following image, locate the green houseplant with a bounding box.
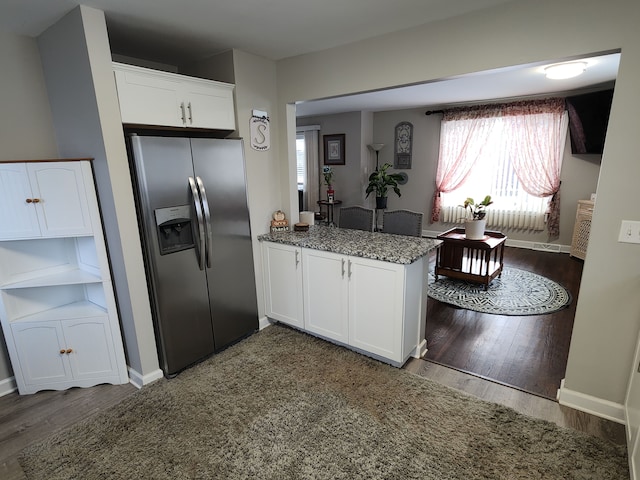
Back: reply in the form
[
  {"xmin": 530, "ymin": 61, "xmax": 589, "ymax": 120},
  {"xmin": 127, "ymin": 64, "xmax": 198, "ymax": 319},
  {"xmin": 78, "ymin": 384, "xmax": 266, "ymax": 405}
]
[
  {"xmin": 365, "ymin": 163, "xmax": 404, "ymax": 209},
  {"xmin": 460, "ymin": 195, "xmax": 493, "ymax": 239},
  {"xmin": 460, "ymin": 195, "xmax": 493, "ymax": 220}
]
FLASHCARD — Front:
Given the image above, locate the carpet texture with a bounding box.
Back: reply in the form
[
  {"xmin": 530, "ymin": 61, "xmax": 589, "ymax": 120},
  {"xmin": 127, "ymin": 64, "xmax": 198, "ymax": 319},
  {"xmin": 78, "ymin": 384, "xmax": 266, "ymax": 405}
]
[
  {"xmin": 428, "ymin": 266, "xmax": 572, "ymax": 315},
  {"xmin": 20, "ymin": 325, "xmax": 627, "ymax": 479}
]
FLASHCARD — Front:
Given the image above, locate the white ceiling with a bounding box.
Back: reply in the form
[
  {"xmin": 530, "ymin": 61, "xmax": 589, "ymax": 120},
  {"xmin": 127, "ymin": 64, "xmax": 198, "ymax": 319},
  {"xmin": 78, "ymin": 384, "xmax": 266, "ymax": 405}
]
[
  {"xmin": 295, "ymin": 53, "xmax": 620, "ymax": 117},
  {"xmin": 0, "ymin": 0, "xmax": 619, "ymax": 117},
  {"xmin": 0, "ymin": 0, "xmax": 516, "ymax": 61}
]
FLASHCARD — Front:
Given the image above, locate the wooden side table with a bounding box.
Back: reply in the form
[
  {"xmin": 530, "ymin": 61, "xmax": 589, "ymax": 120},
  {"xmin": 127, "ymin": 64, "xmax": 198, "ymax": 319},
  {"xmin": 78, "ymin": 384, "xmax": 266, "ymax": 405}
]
[
  {"xmin": 317, "ymin": 200, "xmax": 342, "ymax": 226},
  {"xmin": 435, "ymin": 227, "xmax": 507, "ymax": 290}
]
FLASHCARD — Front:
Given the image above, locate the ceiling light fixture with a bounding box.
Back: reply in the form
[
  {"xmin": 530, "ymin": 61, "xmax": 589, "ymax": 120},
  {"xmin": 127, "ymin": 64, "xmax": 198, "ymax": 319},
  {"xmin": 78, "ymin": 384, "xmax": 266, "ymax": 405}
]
[{"xmin": 544, "ymin": 61, "xmax": 588, "ymax": 80}]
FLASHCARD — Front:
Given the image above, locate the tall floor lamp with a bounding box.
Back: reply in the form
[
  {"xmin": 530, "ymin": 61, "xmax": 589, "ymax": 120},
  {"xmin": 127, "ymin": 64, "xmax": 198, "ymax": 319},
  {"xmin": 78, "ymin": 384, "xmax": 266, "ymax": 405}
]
[{"xmin": 369, "ymin": 143, "xmax": 385, "ymax": 170}]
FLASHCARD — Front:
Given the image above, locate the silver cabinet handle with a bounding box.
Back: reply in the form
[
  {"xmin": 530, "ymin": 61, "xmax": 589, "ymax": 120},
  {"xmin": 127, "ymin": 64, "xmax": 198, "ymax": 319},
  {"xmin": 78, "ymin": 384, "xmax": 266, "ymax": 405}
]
[
  {"xmin": 188, "ymin": 177, "xmax": 205, "ymax": 270},
  {"xmin": 341, "ymin": 258, "xmax": 345, "ymax": 278},
  {"xmin": 180, "ymin": 102, "xmax": 186, "ymax": 124},
  {"xmin": 348, "ymin": 260, "xmax": 352, "ymax": 279},
  {"xmin": 295, "ymin": 250, "xmax": 300, "ymax": 267},
  {"xmin": 196, "ymin": 176, "xmax": 213, "ymax": 269},
  {"xmin": 187, "ymin": 102, "xmax": 193, "ymax": 124}
]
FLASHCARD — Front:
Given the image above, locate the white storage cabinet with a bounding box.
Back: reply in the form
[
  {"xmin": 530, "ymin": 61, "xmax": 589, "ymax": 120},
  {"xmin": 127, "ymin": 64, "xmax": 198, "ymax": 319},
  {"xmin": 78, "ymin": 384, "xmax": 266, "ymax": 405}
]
[
  {"xmin": 0, "ymin": 160, "xmax": 129, "ymax": 394},
  {"xmin": 113, "ymin": 62, "xmax": 236, "ymax": 130},
  {"xmin": 302, "ymin": 248, "xmax": 422, "ymax": 364},
  {"xmin": 262, "ymin": 242, "xmax": 304, "ymax": 329}
]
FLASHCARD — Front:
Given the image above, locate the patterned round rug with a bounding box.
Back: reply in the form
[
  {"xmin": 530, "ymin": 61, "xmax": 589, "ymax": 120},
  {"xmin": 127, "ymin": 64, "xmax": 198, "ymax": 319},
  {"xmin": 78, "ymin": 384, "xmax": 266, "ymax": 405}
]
[{"xmin": 427, "ymin": 267, "xmax": 571, "ymax": 316}]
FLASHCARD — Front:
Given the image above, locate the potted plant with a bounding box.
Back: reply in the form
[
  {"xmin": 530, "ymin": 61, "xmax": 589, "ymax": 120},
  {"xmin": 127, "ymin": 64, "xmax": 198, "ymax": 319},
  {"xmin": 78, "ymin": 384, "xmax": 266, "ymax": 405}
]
[
  {"xmin": 460, "ymin": 195, "xmax": 493, "ymax": 239},
  {"xmin": 365, "ymin": 163, "xmax": 404, "ymax": 209},
  {"xmin": 322, "ymin": 166, "xmax": 335, "ymax": 202}
]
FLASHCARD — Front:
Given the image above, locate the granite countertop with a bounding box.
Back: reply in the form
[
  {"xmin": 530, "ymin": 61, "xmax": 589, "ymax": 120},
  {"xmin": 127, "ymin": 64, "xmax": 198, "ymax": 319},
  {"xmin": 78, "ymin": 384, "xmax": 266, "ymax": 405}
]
[{"xmin": 258, "ymin": 225, "xmax": 441, "ymax": 264}]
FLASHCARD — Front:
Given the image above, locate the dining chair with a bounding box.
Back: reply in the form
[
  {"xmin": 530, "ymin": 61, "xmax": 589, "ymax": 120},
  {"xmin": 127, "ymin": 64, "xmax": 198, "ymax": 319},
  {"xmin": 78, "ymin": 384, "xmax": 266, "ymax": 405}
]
[
  {"xmin": 382, "ymin": 209, "xmax": 424, "ymax": 237},
  {"xmin": 338, "ymin": 206, "xmax": 375, "ymax": 232}
]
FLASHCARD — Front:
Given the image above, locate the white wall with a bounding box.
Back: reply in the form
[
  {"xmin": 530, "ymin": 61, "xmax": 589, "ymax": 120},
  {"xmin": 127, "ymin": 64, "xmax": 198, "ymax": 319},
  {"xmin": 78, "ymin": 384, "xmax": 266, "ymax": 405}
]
[
  {"xmin": 277, "ymin": 0, "xmax": 640, "ymax": 410},
  {"xmin": 0, "ymin": 32, "xmax": 59, "ymax": 388}
]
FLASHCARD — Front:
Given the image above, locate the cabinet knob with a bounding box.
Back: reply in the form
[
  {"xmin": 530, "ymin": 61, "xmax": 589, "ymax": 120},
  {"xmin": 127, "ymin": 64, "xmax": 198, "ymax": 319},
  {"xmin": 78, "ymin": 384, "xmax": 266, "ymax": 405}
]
[
  {"xmin": 26, "ymin": 198, "xmax": 33, "ymax": 203},
  {"xmin": 32, "ymin": 198, "xmax": 40, "ymax": 203},
  {"xmin": 65, "ymin": 348, "xmax": 73, "ymax": 354},
  {"xmin": 60, "ymin": 349, "xmax": 66, "ymax": 354}
]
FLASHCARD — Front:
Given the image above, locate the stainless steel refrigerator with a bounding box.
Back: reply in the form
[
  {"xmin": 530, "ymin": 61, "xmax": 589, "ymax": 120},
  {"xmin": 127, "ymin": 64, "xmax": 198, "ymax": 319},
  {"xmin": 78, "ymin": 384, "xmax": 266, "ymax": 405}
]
[{"xmin": 128, "ymin": 134, "xmax": 258, "ymax": 377}]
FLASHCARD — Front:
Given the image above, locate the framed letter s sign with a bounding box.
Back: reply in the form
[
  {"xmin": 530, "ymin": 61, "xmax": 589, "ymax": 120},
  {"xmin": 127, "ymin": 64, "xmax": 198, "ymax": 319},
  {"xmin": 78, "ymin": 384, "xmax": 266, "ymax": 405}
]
[{"xmin": 250, "ymin": 111, "xmax": 270, "ymax": 151}]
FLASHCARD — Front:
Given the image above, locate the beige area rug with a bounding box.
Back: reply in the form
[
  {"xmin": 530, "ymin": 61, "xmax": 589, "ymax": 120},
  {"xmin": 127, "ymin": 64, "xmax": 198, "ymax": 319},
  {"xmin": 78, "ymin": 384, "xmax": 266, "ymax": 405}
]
[{"xmin": 20, "ymin": 325, "xmax": 628, "ymax": 479}]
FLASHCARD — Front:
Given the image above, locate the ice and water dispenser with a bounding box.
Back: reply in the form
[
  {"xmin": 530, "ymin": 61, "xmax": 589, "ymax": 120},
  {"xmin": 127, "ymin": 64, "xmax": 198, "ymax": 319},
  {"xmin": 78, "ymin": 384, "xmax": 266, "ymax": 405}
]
[{"xmin": 154, "ymin": 205, "xmax": 195, "ymax": 255}]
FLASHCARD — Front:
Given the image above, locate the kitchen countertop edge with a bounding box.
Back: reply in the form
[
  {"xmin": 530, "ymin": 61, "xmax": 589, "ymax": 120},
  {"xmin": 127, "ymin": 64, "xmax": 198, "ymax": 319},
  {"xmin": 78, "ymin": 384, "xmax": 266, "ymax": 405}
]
[{"xmin": 258, "ymin": 226, "xmax": 441, "ymax": 265}]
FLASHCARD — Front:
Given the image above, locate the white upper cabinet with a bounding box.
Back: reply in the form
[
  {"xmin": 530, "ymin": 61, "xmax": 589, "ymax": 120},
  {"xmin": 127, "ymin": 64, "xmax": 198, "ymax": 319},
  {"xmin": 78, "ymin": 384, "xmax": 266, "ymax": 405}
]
[
  {"xmin": 0, "ymin": 162, "xmax": 92, "ymax": 240},
  {"xmin": 113, "ymin": 62, "xmax": 236, "ymax": 130}
]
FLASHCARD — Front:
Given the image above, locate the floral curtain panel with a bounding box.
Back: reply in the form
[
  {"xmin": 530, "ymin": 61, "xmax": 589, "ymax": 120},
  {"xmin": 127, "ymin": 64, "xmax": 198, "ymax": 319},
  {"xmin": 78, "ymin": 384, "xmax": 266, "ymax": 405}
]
[{"xmin": 430, "ymin": 98, "xmax": 568, "ymax": 238}]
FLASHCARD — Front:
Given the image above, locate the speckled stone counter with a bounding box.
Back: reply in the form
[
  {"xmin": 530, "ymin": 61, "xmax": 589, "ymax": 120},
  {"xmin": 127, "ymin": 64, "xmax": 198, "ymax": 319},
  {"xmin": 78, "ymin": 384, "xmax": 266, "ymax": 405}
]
[{"xmin": 258, "ymin": 225, "xmax": 441, "ymax": 264}]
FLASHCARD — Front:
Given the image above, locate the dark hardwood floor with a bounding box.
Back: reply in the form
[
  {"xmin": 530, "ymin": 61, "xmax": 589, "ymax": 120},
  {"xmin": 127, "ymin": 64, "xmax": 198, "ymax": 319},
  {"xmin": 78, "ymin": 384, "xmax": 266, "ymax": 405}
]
[{"xmin": 425, "ymin": 246, "xmax": 583, "ymax": 400}]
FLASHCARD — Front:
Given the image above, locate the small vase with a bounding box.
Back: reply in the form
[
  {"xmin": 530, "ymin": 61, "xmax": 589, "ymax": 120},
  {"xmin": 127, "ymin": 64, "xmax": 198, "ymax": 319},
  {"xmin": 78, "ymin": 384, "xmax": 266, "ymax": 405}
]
[
  {"xmin": 464, "ymin": 219, "xmax": 486, "ymax": 240},
  {"xmin": 327, "ymin": 187, "xmax": 335, "ymax": 203},
  {"xmin": 375, "ymin": 196, "xmax": 387, "ymax": 209}
]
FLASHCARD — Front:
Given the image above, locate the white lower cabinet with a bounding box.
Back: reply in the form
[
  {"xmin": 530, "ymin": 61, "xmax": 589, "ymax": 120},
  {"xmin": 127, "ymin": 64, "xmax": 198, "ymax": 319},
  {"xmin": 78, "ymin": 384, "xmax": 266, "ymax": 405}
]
[
  {"xmin": 262, "ymin": 242, "xmax": 304, "ymax": 329},
  {"xmin": 348, "ymin": 256, "xmax": 408, "ymax": 362},
  {"xmin": 0, "ymin": 159, "xmax": 129, "ymax": 394},
  {"xmin": 262, "ymin": 241, "xmax": 424, "ymax": 366},
  {"xmin": 302, "ymin": 249, "xmax": 349, "ymax": 344},
  {"xmin": 10, "ymin": 314, "xmax": 120, "ymax": 391}
]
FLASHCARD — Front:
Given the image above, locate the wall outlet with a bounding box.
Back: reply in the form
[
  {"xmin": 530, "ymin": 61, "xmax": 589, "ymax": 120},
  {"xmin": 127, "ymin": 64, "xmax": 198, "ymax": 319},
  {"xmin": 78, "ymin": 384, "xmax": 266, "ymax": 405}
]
[{"xmin": 618, "ymin": 220, "xmax": 640, "ymax": 244}]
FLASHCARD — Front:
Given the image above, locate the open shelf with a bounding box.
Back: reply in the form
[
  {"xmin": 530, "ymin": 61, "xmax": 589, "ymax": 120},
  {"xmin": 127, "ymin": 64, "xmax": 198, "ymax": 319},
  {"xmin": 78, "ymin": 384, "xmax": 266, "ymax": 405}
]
[
  {"xmin": 0, "ymin": 268, "xmax": 102, "ymax": 290},
  {"xmin": 8, "ymin": 300, "xmax": 107, "ymax": 324}
]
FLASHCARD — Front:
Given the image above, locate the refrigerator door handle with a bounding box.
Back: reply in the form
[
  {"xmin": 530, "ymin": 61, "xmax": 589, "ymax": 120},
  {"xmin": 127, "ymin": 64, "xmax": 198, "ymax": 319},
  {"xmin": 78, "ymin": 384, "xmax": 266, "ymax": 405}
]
[
  {"xmin": 196, "ymin": 176, "xmax": 213, "ymax": 269},
  {"xmin": 188, "ymin": 176, "xmax": 206, "ymax": 271}
]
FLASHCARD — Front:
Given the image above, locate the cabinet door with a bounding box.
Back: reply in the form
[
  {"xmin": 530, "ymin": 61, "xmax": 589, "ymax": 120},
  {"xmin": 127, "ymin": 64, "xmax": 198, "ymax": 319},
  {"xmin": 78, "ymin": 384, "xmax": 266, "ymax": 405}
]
[
  {"xmin": 0, "ymin": 164, "xmax": 41, "ymax": 239},
  {"xmin": 302, "ymin": 249, "xmax": 349, "ymax": 343},
  {"xmin": 62, "ymin": 316, "xmax": 119, "ymax": 380},
  {"xmin": 262, "ymin": 242, "xmax": 304, "ymax": 328},
  {"xmin": 183, "ymin": 80, "xmax": 236, "ymax": 130},
  {"xmin": 114, "ymin": 66, "xmax": 184, "ymax": 127},
  {"xmin": 28, "ymin": 162, "xmax": 93, "ymax": 237},
  {"xmin": 10, "ymin": 321, "xmax": 72, "ymax": 387},
  {"xmin": 348, "ymin": 256, "xmax": 404, "ymax": 362}
]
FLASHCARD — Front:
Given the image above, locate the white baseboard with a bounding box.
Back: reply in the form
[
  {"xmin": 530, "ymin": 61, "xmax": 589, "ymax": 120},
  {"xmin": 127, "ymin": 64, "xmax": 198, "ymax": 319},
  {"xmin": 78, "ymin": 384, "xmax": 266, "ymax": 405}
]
[
  {"xmin": 412, "ymin": 339, "xmax": 428, "ymax": 359},
  {"xmin": 422, "ymin": 229, "xmax": 571, "ymax": 253},
  {"xmin": 0, "ymin": 376, "xmax": 17, "ymax": 397},
  {"xmin": 557, "ymin": 379, "xmax": 626, "ymax": 424},
  {"xmin": 259, "ymin": 316, "xmax": 274, "ymax": 330},
  {"xmin": 128, "ymin": 366, "xmax": 164, "ymax": 389}
]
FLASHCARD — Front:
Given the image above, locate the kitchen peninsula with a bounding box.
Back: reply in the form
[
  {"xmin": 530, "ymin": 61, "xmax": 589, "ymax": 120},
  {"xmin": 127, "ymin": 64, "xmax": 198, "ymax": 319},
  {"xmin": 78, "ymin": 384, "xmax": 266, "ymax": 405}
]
[{"xmin": 259, "ymin": 226, "xmax": 440, "ymax": 366}]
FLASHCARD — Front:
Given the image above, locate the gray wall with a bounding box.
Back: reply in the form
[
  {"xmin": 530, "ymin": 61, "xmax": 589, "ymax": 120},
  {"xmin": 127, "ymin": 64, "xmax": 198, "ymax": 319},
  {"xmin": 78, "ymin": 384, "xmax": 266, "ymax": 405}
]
[
  {"xmin": 298, "ymin": 111, "xmax": 367, "ymax": 214},
  {"xmin": 37, "ymin": 6, "xmax": 160, "ymax": 381},
  {"xmin": 0, "ymin": 32, "xmax": 59, "ymax": 383},
  {"xmin": 277, "ymin": 0, "xmax": 640, "ymax": 408},
  {"xmin": 373, "ymin": 107, "xmax": 600, "ymax": 246}
]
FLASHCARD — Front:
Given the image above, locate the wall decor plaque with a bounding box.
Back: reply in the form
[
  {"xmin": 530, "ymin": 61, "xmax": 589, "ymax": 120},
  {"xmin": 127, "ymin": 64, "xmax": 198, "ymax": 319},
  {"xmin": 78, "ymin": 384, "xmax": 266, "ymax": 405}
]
[{"xmin": 394, "ymin": 121, "xmax": 413, "ymax": 169}]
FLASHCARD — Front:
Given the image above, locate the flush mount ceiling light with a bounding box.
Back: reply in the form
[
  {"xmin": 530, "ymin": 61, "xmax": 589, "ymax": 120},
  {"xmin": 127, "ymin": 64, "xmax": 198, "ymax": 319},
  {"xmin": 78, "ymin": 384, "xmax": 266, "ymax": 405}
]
[{"xmin": 544, "ymin": 61, "xmax": 588, "ymax": 80}]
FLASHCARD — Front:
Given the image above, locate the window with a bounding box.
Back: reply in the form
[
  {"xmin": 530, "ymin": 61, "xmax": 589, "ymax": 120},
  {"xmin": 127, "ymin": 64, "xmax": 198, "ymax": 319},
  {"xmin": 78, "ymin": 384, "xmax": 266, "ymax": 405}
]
[
  {"xmin": 296, "ymin": 134, "xmax": 306, "ymax": 190},
  {"xmin": 432, "ymin": 98, "xmax": 568, "ymax": 236}
]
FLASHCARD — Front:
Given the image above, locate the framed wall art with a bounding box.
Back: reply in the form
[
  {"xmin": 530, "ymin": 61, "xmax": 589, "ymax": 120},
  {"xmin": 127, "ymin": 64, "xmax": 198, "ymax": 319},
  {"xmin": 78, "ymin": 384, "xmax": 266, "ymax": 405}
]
[
  {"xmin": 394, "ymin": 121, "xmax": 413, "ymax": 169},
  {"xmin": 323, "ymin": 133, "xmax": 345, "ymax": 165}
]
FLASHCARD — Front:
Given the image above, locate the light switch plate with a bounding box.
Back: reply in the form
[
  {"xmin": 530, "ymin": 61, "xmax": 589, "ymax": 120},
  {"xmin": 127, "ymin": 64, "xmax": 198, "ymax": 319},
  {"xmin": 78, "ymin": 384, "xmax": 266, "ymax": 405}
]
[{"xmin": 618, "ymin": 220, "xmax": 640, "ymax": 244}]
